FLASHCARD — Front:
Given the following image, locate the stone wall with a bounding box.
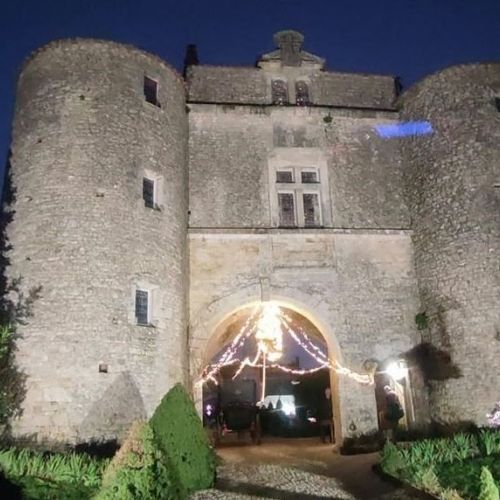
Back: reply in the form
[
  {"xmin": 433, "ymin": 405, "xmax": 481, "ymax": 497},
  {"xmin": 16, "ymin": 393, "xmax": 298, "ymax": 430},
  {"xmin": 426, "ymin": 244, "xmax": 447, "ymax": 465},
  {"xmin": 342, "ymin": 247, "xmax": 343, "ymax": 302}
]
[
  {"xmin": 188, "ymin": 104, "xmax": 409, "ymax": 230},
  {"xmin": 188, "ymin": 230, "xmax": 422, "ymax": 440},
  {"xmin": 187, "ymin": 65, "xmax": 397, "ymax": 109},
  {"xmin": 401, "ymin": 63, "xmax": 500, "ymax": 426},
  {"xmin": 6, "ymin": 39, "xmax": 189, "ymax": 443}
]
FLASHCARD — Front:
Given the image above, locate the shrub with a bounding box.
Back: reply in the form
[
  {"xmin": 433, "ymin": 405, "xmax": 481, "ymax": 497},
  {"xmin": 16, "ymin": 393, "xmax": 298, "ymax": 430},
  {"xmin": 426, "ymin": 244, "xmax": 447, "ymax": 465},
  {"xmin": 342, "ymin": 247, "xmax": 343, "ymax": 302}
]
[
  {"xmin": 96, "ymin": 421, "xmax": 183, "ymax": 500},
  {"xmin": 478, "ymin": 466, "xmax": 500, "ymax": 500},
  {"xmin": 150, "ymin": 383, "xmax": 216, "ymax": 493}
]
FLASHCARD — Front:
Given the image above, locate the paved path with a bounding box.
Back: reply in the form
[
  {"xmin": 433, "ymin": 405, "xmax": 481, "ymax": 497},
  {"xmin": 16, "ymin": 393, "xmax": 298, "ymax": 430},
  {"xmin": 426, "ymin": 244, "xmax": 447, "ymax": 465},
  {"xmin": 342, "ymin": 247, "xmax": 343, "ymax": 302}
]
[{"xmin": 191, "ymin": 437, "xmax": 426, "ymax": 499}]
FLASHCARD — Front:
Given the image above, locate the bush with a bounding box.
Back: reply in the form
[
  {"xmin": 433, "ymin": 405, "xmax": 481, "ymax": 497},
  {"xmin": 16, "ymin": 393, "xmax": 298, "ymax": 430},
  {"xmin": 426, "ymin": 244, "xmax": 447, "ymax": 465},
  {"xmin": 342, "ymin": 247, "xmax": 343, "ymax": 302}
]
[
  {"xmin": 478, "ymin": 466, "xmax": 500, "ymax": 500},
  {"xmin": 150, "ymin": 383, "xmax": 216, "ymax": 493},
  {"xmin": 96, "ymin": 421, "xmax": 183, "ymax": 500}
]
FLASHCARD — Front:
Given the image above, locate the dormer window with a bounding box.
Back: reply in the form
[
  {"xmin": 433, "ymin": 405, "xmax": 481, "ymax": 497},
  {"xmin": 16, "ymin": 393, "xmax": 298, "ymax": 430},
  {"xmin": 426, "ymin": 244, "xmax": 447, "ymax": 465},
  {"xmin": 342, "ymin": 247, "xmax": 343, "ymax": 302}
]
[
  {"xmin": 272, "ymin": 80, "xmax": 288, "ymax": 105},
  {"xmin": 295, "ymin": 81, "xmax": 310, "ymax": 106}
]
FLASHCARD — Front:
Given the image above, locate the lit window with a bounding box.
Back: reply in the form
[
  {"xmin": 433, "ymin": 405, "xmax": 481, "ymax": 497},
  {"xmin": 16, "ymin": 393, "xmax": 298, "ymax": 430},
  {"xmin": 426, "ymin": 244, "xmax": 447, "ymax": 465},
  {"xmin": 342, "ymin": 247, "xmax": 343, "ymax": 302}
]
[
  {"xmin": 144, "ymin": 76, "xmax": 160, "ymax": 107},
  {"xmin": 278, "ymin": 192, "xmax": 296, "ymax": 227},
  {"xmin": 276, "ymin": 170, "xmax": 294, "ymax": 183},
  {"xmin": 135, "ymin": 289, "xmax": 149, "ymax": 325},
  {"xmin": 303, "ymin": 193, "xmax": 321, "ymax": 227},
  {"xmin": 272, "ymin": 80, "xmax": 288, "ymax": 105},
  {"xmin": 295, "ymin": 81, "xmax": 310, "ymax": 106},
  {"xmin": 143, "ymin": 177, "xmax": 155, "ymax": 209},
  {"xmin": 301, "ymin": 170, "xmax": 319, "ymax": 183}
]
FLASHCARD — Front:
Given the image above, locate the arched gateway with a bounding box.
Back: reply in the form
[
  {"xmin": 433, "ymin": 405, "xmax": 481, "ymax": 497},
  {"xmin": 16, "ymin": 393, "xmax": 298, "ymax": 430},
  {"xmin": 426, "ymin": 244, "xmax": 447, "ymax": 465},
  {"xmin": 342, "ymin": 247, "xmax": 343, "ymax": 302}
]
[{"xmin": 190, "ymin": 293, "xmax": 380, "ymax": 447}]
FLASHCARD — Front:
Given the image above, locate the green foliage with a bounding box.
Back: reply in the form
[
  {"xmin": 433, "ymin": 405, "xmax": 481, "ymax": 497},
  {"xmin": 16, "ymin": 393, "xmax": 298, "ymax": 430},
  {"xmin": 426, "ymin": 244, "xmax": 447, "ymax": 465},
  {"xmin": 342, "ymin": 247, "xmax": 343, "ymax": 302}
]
[
  {"xmin": 323, "ymin": 113, "xmax": 333, "ymax": 124},
  {"xmin": 451, "ymin": 433, "xmax": 476, "ymax": 462},
  {"xmin": 150, "ymin": 383, "xmax": 216, "ymax": 493},
  {"xmin": 420, "ymin": 467, "xmax": 442, "ymax": 495},
  {"xmin": 0, "ymin": 324, "xmax": 18, "ymax": 427},
  {"xmin": 415, "ymin": 311, "xmax": 428, "ymax": 330},
  {"xmin": 380, "ymin": 430, "xmax": 500, "ymax": 498},
  {"xmin": 0, "ymin": 446, "xmax": 108, "ymax": 499},
  {"xmin": 478, "ymin": 429, "xmax": 500, "ymax": 457},
  {"xmin": 380, "ymin": 441, "xmax": 405, "ymax": 476},
  {"xmin": 478, "ymin": 467, "xmax": 500, "ymax": 500},
  {"xmin": 96, "ymin": 422, "xmax": 183, "ymax": 500},
  {"xmin": 439, "ymin": 488, "xmax": 464, "ymax": 500}
]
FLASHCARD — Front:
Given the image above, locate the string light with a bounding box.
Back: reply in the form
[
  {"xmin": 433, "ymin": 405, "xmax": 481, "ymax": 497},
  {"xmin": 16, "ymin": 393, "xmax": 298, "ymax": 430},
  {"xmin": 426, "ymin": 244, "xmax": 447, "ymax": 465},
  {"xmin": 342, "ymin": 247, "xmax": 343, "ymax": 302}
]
[{"xmin": 197, "ymin": 302, "xmax": 374, "ymax": 387}]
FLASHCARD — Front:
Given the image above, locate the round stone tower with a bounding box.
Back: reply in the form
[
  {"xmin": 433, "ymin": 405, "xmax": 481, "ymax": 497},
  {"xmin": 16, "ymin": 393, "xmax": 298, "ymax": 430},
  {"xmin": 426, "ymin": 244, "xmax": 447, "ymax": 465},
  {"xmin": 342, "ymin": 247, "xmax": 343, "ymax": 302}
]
[
  {"xmin": 6, "ymin": 39, "xmax": 188, "ymax": 443},
  {"xmin": 401, "ymin": 64, "xmax": 500, "ymax": 426}
]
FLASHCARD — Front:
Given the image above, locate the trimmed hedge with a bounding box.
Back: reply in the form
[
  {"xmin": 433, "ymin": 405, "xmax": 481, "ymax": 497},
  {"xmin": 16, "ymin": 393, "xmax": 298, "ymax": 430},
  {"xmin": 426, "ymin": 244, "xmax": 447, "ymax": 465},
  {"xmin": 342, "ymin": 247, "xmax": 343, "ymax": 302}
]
[
  {"xmin": 96, "ymin": 421, "xmax": 183, "ymax": 500},
  {"xmin": 150, "ymin": 383, "xmax": 216, "ymax": 493}
]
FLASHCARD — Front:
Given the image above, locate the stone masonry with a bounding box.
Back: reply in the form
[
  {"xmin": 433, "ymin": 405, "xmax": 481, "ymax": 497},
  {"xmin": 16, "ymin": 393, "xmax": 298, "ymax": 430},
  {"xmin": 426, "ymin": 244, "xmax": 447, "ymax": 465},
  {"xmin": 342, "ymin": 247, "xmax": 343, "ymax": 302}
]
[{"xmin": 3, "ymin": 30, "xmax": 499, "ymax": 445}]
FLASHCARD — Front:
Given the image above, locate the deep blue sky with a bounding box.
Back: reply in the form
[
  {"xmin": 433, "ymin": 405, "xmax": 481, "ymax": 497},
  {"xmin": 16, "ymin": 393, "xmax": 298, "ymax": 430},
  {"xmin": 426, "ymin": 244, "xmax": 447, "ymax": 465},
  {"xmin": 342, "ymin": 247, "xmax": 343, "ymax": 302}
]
[{"xmin": 1, "ymin": 0, "xmax": 499, "ymax": 172}]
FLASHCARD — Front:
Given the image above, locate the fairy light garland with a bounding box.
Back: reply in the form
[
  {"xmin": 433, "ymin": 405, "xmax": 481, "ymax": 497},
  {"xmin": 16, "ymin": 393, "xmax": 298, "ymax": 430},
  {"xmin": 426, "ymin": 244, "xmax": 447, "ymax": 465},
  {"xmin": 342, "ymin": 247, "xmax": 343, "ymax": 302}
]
[{"xmin": 197, "ymin": 302, "xmax": 374, "ymax": 387}]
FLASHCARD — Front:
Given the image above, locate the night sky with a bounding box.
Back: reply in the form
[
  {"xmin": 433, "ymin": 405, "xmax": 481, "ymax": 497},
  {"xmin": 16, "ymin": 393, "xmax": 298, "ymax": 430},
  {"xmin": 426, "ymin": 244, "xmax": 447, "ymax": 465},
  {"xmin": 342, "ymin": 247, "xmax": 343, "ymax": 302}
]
[{"xmin": 1, "ymin": 0, "xmax": 499, "ymax": 176}]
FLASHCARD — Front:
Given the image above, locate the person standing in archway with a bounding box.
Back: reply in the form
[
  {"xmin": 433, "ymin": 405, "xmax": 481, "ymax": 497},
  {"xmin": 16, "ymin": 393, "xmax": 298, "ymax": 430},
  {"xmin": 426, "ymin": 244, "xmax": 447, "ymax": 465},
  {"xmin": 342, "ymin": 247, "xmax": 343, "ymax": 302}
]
[
  {"xmin": 383, "ymin": 385, "xmax": 404, "ymax": 441},
  {"xmin": 319, "ymin": 387, "xmax": 334, "ymax": 443}
]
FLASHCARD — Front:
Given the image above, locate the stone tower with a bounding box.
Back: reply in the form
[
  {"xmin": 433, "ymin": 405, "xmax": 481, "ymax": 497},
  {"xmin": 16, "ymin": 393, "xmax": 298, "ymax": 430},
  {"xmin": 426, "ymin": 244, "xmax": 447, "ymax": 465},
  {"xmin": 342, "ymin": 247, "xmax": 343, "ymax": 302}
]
[
  {"xmin": 6, "ymin": 39, "xmax": 189, "ymax": 443},
  {"xmin": 401, "ymin": 63, "xmax": 500, "ymax": 425}
]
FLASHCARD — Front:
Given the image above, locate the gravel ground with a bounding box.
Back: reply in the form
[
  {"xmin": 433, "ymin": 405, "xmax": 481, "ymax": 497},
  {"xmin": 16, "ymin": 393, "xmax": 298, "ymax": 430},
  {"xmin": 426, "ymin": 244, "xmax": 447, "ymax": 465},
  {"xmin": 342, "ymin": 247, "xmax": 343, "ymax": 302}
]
[{"xmin": 189, "ymin": 438, "xmax": 426, "ymax": 499}]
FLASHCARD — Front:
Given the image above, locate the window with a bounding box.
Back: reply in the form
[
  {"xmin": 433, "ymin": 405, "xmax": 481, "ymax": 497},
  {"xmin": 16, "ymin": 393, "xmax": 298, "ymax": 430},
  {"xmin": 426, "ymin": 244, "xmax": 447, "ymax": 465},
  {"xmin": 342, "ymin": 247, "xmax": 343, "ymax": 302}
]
[
  {"xmin": 278, "ymin": 192, "xmax": 296, "ymax": 227},
  {"xmin": 135, "ymin": 289, "xmax": 150, "ymax": 325},
  {"xmin": 144, "ymin": 76, "xmax": 160, "ymax": 107},
  {"xmin": 295, "ymin": 81, "xmax": 310, "ymax": 106},
  {"xmin": 270, "ymin": 162, "xmax": 328, "ymax": 228},
  {"xmin": 301, "ymin": 170, "xmax": 319, "ymax": 183},
  {"xmin": 303, "ymin": 193, "xmax": 321, "ymax": 227},
  {"xmin": 276, "ymin": 170, "xmax": 294, "ymax": 183},
  {"xmin": 495, "ymin": 97, "xmax": 500, "ymax": 112},
  {"xmin": 272, "ymin": 80, "xmax": 288, "ymax": 105},
  {"xmin": 143, "ymin": 177, "xmax": 155, "ymax": 208}
]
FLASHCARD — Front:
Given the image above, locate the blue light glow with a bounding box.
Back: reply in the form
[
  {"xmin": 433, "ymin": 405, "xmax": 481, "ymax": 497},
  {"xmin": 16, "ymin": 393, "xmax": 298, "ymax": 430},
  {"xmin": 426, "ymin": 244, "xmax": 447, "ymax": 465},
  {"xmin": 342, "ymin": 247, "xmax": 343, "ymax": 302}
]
[{"xmin": 375, "ymin": 121, "xmax": 433, "ymax": 138}]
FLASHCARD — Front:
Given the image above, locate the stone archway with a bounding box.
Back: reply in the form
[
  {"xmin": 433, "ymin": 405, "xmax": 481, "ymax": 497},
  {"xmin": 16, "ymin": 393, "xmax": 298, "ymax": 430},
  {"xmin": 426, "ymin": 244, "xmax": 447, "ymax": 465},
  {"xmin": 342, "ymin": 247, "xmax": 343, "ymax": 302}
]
[{"xmin": 190, "ymin": 295, "xmax": 344, "ymax": 445}]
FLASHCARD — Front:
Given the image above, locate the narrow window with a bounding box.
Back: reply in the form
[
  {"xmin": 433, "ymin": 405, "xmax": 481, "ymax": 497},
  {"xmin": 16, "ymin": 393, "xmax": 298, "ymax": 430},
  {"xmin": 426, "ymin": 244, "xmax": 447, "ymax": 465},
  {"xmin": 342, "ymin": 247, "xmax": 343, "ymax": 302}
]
[
  {"xmin": 276, "ymin": 170, "xmax": 294, "ymax": 183},
  {"xmin": 303, "ymin": 193, "xmax": 321, "ymax": 227},
  {"xmin": 135, "ymin": 289, "xmax": 149, "ymax": 325},
  {"xmin": 301, "ymin": 170, "xmax": 319, "ymax": 183},
  {"xmin": 278, "ymin": 192, "xmax": 296, "ymax": 227},
  {"xmin": 495, "ymin": 97, "xmax": 500, "ymax": 112},
  {"xmin": 144, "ymin": 76, "xmax": 160, "ymax": 106},
  {"xmin": 272, "ymin": 80, "xmax": 288, "ymax": 105},
  {"xmin": 143, "ymin": 177, "xmax": 155, "ymax": 208},
  {"xmin": 295, "ymin": 81, "xmax": 310, "ymax": 106}
]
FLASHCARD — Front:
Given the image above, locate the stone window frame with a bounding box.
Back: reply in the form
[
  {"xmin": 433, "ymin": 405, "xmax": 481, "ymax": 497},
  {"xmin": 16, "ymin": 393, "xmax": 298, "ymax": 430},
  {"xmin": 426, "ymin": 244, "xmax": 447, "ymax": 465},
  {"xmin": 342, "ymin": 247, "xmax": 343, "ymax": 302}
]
[
  {"xmin": 142, "ymin": 169, "xmax": 164, "ymax": 211},
  {"xmin": 268, "ymin": 150, "xmax": 331, "ymax": 228},
  {"xmin": 143, "ymin": 75, "xmax": 161, "ymax": 108},
  {"xmin": 130, "ymin": 282, "xmax": 160, "ymax": 328}
]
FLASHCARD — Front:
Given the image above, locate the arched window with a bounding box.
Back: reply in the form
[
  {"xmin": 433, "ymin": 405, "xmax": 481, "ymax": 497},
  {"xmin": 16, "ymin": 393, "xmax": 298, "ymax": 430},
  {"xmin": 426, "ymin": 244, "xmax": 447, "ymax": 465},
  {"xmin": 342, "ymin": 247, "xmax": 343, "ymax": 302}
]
[
  {"xmin": 295, "ymin": 81, "xmax": 309, "ymax": 106},
  {"xmin": 272, "ymin": 80, "xmax": 288, "ymax": 105}
]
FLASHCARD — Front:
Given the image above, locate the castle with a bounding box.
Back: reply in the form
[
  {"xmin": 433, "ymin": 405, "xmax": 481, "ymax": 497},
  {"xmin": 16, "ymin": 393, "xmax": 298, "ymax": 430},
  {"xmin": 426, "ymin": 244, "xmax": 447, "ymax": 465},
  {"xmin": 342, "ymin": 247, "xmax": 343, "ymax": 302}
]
[{"xmin": 3, "ymin": 30, "xmax": 500, "ymax": 446}]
